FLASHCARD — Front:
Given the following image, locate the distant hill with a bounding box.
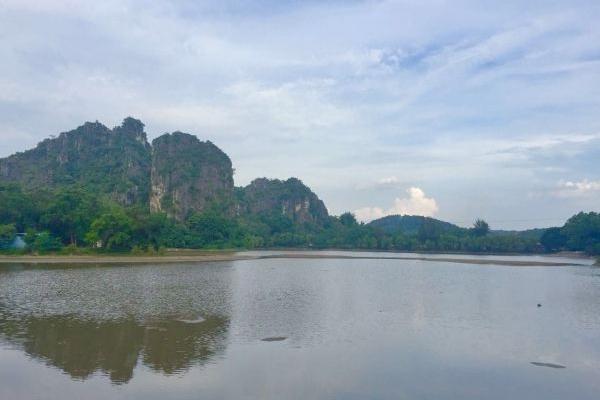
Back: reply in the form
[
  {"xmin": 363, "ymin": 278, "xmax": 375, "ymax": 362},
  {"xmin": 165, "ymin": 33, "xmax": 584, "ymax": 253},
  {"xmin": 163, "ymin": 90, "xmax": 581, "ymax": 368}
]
[
  {"xmin": 368, "ymin": 215, "xmax": 463, "ymax": 235},
  {"xmin": 369, "ymin": 214, "xmax": 549, "ymax": 240}
]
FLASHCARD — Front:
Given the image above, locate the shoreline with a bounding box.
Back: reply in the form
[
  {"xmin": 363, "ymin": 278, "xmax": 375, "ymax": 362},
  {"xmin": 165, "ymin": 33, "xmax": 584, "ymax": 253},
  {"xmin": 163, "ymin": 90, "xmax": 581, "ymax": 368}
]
[{"xmin": 0, "ymin": 250, "xmax": 590, "ymax": 267}]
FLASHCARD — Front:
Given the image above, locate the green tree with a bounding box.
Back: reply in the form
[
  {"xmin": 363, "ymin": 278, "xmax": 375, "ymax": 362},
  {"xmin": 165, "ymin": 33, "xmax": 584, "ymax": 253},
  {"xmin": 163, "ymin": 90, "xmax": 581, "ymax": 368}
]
[
  {"xmin": 562, "ymin": 212, "xmax": 600, "ymax": 254},
  {"xmin": 130, "ymin": 210, "xmax": 170, "ymax": 250},
  {"xmin": 40, "ymin": 188, "xmax": 99, "ymax": 245},
  {"xmin": 86, "ymin": 208, "xmax": 133, "ymax": 251},
  {"xmin": 30, "ymin": 232, "xmax": 63, "ymax": 253},
  {"xmin": 0, "ymin": 223, "xmax": 16, "ymax": 240},
  {"xmin": 471, "ymin": 219, "xmax": 490, "ymax": 237},
  {"xmin": 339, "ymin": 212, "xmax": 358, "ymax": 226},
  {"xmin": 0, "ymin": 223, "xmax": 17, "ymax": 249},
  {"xmin": 187, "ymin": 211, "xmax": 236, "ymax": 248},
  {"xmin": 418, "ymin": 219, "xmax": 442, "ymax": 242},
  {"xmin": 540, "ymin": 227, "xmax": 566, "ymax": 252},
  {"xmin": 0, "ymin": 184, "xmax": 40, "ymax": 231}
]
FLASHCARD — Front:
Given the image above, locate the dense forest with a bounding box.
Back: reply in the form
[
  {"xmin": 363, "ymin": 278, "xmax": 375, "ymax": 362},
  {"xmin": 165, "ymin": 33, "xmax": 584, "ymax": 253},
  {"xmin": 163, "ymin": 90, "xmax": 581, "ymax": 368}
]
[
  {"xmin": 1, "ymin": 182, "xmax": 599, "ymax": 256},
  {"xmin": 0, "ymin": 118, "xmax": 598, "ymax": 257}
]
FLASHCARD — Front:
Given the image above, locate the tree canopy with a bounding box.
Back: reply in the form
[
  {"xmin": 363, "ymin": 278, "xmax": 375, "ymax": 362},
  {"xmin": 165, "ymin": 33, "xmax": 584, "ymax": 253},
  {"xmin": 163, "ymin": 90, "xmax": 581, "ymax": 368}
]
[
  {"xmin": 471, "ymin": 219, "xmax": 490, "ymax": 237},
  {"xmin": 1, "ymin": 184, "xmax": 598, "ymax": 256}
]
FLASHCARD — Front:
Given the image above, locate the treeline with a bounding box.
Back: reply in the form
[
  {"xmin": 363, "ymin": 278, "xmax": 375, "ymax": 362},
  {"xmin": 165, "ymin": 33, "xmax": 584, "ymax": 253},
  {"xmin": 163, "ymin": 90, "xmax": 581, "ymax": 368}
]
[
  {"xmin": 540, "ymin": 212, "xmax": 600, "ymax": 255},
  {"xmin": 1, "ymin": 183, "xmax": 599, "ymax": 256}
]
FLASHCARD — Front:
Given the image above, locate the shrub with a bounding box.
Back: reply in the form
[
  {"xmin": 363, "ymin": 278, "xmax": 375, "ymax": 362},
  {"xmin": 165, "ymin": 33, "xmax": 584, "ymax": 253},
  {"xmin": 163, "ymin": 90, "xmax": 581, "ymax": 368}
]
[{"xmin": 31, "ymin": 232, "xmax": 63, "ymax": 253}]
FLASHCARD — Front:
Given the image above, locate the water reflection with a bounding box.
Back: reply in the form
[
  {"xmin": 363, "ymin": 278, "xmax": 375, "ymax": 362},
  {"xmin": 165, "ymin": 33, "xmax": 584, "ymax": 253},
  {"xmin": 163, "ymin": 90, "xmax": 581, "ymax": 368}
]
[
  {"xmin": 0, "ymin": 308, "xmax": 229, "ymax": 383},
  {"xmin": 0, "ymin": 257, "xmax": 599, "ymax": 399}
]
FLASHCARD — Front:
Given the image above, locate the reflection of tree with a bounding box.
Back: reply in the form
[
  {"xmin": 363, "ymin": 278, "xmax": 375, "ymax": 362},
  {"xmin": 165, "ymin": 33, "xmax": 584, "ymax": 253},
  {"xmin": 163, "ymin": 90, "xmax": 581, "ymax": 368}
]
[{"xmin": 0, "ymin": 309, "xmax": 229, "ymax": 384}]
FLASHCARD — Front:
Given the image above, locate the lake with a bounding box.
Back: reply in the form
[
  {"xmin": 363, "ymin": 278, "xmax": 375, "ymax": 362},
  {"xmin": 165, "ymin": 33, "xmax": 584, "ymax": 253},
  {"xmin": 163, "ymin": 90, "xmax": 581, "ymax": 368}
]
[{"xmin": 0, "ymin": 252, "xmax": 599, "ymax": 399}]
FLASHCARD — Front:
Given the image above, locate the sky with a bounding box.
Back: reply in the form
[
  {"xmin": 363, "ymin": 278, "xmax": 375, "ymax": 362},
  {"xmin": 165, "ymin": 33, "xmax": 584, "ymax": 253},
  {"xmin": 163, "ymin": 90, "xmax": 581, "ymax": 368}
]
[{"xmin": 1, "ymin": 0, "xmax": 599, "ymax": 229}]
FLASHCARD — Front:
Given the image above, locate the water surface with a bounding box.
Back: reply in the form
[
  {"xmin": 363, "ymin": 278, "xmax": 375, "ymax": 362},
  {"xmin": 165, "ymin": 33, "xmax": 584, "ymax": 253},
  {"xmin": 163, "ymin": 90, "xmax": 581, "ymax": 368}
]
[{"xmin": 1, "ymin": 253, "xmax": 599, "ymax": 399}]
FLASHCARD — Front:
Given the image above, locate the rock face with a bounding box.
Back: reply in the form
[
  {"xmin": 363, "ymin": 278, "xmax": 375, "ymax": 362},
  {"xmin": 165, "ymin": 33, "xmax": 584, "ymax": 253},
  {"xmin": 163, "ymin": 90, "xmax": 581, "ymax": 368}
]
[
  {"xmin": 239, "ymin": 178, "xmax": 329, "ymax": 224},
  {"xmin": 150, "ymin": 132, "xmax": 234, "ymax": 221},
  {"xmin": 0, "ymin": 118, "xmax": 151, "ymax": 206},
  {"xmin": 0, "ymin": 118, "xmax": 328, "ymax": 224}
]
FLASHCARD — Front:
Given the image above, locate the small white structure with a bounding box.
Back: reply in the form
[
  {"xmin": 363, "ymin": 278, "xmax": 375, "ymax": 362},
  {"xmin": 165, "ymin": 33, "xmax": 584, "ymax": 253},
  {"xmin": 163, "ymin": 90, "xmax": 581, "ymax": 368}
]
[{"xmin": 10, "ymin": 233, "xmax": 26, "ymax": 249}]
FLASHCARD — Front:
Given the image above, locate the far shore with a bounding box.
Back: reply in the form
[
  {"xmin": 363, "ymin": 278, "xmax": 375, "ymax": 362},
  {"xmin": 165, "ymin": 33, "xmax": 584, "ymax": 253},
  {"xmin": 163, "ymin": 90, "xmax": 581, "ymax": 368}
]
[{"xmin": 0, "ymin": 249, "xmax": 591, "ymax": 267}]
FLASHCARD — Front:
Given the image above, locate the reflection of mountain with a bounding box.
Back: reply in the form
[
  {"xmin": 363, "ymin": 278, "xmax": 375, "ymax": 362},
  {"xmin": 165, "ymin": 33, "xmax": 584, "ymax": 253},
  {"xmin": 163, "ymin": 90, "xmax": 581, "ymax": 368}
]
[
  {"xmin": 142, "ymin": 317, "xmax": 227, "ymax": 376},
  {"xmin": 0, "ymin": 310, "xmax": 229, "ymax": 384}
]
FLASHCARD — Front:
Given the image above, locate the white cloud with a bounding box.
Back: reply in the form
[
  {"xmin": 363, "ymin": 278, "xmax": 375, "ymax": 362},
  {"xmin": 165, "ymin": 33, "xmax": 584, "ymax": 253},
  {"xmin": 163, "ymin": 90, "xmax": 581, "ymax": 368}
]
[
  {"xmin": 1, "ymin": 0, "xmax": 599, "ymax": 229},
  {"xmin": 556, "ymin": 179, "xmax": 600, "ymax": 197},
  {"xmin": 377, "ymin": 176, "xmax": 399, "ymax": 185},
  {"xmin": 352, "ymin": 206, "xmax": 385, "ymax": 222},
  {"xmin": 354, "ymin": 187, "xmax": 439, "ymax": 222}
]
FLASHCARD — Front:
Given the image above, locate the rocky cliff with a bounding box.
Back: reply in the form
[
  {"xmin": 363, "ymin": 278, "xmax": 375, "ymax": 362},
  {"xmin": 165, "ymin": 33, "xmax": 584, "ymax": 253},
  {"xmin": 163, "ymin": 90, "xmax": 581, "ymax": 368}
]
[
  {"xmin": 238, "ymin": 178, "xmax": 329, "ymax": 225},
  {"xmin": 0, "ymin": 118, "xmax": 151, "ymax": 205},
  {"xmin": 150, "ymin": 132, "xmax": 234, "ymax": 221},
  {"xmin": 0, "ymin": 118, "xmax": 329, "ymax": 224}
]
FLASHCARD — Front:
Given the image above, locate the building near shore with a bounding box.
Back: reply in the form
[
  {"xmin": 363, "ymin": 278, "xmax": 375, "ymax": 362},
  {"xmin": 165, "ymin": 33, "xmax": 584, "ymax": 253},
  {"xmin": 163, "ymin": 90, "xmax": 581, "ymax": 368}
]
[{"xmin": 0, "ymin": 233, "xmax": 26, "ymax": 250}]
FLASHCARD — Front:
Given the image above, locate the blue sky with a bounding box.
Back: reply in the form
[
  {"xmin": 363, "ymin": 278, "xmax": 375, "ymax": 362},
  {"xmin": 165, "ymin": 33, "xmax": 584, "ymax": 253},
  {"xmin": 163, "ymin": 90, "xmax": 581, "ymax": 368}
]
[{"xmin": 1, "ymin": 0, "xmax": 599, "ymax": 229}]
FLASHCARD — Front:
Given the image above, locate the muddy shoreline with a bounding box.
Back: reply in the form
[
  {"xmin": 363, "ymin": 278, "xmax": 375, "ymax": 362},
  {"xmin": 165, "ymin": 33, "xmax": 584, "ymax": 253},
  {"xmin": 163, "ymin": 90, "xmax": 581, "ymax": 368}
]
[{"xmin": 0, "ymin": 251, "xmax": 588, "ymax": 267}]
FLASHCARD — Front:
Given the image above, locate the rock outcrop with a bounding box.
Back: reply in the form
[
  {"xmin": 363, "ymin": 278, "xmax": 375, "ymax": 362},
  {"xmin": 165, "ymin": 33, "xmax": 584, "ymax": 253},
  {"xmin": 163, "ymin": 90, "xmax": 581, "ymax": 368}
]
[
  {"xmin": 150, "ymin": 132, "xmax": 234, "ymax": 221},
  {"xmin": 0, "ymin": 117, "xmax": 151, "ymax": 206},
  {"xmin": 0, "ymin": 118, "xmax": 328, "ymax": 224},
  {"xmin": 238, "ymin": 178, "xmax": 329, "ymax": 225}
]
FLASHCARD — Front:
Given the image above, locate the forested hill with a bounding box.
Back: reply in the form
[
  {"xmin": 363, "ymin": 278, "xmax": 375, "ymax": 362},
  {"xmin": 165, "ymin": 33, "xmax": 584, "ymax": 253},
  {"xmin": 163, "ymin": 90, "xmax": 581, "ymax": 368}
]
[
  {"xmin": 368, "ymin": 215, "xmax": 462, "ymax": 235},
  {"xmin": 369, "ymin": 215, "xmax": 548, "ymax": 241}
]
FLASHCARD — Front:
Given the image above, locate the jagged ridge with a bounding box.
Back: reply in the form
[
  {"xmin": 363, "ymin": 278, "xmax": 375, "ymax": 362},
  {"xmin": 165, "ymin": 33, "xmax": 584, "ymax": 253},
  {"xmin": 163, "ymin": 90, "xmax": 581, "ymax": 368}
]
[{"xmin": 0, "ymin": 118, "xmax": 329, "ymax": 224}]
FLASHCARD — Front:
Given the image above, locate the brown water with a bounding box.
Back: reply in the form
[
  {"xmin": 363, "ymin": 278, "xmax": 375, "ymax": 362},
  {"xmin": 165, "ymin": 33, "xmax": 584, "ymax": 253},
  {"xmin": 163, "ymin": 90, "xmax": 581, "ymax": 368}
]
[{"xmin": 0, "ymin": 253, "xmax": 599, "ymax": 399}]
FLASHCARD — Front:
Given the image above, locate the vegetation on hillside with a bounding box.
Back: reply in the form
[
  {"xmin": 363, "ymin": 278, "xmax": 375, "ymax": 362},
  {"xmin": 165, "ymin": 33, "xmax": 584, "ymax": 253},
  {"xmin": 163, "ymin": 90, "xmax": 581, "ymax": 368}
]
[
  {"xmin": 368, "ymin": 215, "xmax": 462, "ymax": 235},
  {"xmin": 1, "ymin": 183, "xmax": 598, "ymax": 255},
  {"xmin": 540, "ymin": 212, "xmax": 600, "ymax": 255}
]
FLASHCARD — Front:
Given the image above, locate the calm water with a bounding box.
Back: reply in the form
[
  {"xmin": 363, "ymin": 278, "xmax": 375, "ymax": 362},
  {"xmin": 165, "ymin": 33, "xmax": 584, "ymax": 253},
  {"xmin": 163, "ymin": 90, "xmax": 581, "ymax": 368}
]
[{"xmin": 0, "ymin": 252, "xmax": 599, "ymax": 399}]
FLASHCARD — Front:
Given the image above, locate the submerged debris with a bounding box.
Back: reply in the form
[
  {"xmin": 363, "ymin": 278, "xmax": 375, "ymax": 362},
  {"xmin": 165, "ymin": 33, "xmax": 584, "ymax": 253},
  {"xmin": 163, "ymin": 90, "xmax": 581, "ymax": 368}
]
[
  {"xmin": 145, "ymin": 326, "xmax": 167, "ymax": 332},
  {"xmin": 261, "ymin": 336, "xmax": 287, "ymax": 342},
  {"xmin": 177, "ymin": 316, "xmax": 206, "ymax": 324},
  {"xmin": 530, "ymin": 362, "xmax": 566, "ymax": 369}
]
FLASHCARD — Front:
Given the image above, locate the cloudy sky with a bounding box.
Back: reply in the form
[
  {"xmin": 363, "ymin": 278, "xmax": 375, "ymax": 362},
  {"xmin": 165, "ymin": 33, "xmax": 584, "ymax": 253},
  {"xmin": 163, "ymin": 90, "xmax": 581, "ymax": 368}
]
[{"xmin": 1, "ymin": 0, "xmax": 599, "ymax": 229}]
